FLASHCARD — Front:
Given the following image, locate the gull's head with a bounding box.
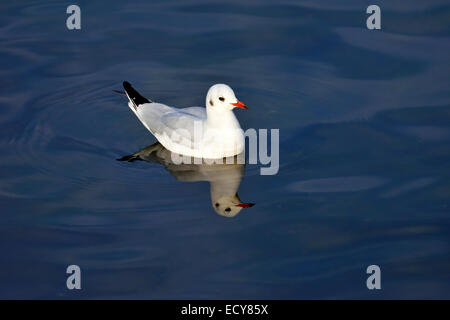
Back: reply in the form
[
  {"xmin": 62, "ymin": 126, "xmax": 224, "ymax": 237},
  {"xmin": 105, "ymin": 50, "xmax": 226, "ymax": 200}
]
[
  {"xmin": 206, "ymin": 84, "xmax": 248, "ymax": 111},
  {"xmin": 212, "ymin": 194, "xmax": 255, "ymax": 218}
]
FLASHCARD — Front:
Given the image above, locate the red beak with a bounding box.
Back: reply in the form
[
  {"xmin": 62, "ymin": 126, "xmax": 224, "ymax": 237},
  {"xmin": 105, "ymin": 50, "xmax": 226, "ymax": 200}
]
[
  {"xmin": 231, "ymin": 100, "xmax": 248, "ymax": 110},
  {"xmin": 236, "ymin": 203, "xmax": 255, "ymax": 208}
]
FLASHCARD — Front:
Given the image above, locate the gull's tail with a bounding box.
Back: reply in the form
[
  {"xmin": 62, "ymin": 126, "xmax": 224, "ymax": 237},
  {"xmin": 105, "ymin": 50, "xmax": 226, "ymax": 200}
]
[
  {"xmin": 122, "ymin": 81, "xmax": 152, "ymax": 110},
  {"xmin": 117, "ymin": 142, "xmax": 163, "ymax": 162},
  {"xmin": 116, "ymin": 154, "xmax": 140, "ymax": 162}
]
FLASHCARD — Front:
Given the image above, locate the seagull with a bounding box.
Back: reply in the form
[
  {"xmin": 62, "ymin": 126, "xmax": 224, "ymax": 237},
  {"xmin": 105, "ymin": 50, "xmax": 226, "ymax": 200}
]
[
  {"xmin": 118, "ymin": 142, "xmax": 255, "ymax": 217},
  {"xmin": 120, "ymin": 82, "xmax": 248, "ymax": 159}
]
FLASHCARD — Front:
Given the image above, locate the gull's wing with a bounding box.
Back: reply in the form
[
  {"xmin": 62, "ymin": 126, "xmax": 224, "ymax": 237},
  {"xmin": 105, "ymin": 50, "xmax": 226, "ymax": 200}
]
[
  {"xmin": 123, "ymin": 82, "xmax": 208, "ymax": 155},
  {"xmin": 132, "ymin": 104, "xmax": 206, "ymax": 152},
  {"xmin": 181, "ymin": 106, "xmax": 207, "ymax": 119}
]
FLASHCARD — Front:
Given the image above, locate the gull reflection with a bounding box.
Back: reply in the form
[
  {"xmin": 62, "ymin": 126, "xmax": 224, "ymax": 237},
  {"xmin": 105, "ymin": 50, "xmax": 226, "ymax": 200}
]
[{"xmin": 118, "ymin": 142, "xmax": 255, "ymax": 217}]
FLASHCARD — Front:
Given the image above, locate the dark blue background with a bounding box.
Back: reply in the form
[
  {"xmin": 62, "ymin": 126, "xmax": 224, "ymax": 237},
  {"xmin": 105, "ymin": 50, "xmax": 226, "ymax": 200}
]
[{"xmin": 0, "ymin": 0, "xmax": 449, "ymax": 298}]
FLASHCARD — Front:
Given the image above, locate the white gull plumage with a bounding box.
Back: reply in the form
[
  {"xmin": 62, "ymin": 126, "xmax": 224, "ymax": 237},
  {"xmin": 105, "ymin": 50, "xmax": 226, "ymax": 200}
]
[{"xmin": 121, "ymin": 82, "xmax": 248, "ymax": 159}]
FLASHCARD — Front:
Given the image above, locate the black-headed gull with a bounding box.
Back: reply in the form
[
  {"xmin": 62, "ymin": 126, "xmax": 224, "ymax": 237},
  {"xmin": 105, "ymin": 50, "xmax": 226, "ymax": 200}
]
[
  {"xmin": 118, "ymin": 142, "xmax": 255, "ymax": 217},
  {"xmin": 121, "ymin": 82, "xmax": 248, "ymax": 159}
]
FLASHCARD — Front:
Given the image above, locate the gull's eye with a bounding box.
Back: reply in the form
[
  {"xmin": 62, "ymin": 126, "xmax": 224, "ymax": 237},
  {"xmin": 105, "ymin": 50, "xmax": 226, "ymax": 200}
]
[{"xmin": 219, "ymin": 97, "xmax": 225, "ymax": 102}]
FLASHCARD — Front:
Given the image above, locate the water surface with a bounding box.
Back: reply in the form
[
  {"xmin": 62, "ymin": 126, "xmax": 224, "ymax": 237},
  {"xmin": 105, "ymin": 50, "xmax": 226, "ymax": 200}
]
[{"xmin": 0, "ymin": 0, "xmax": 449, "ymax": 299}]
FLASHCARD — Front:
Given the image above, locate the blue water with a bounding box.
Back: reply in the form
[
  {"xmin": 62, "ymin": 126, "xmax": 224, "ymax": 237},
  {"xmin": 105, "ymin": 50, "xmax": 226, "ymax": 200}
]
[{"xmin": 1, "ymin": 0, "xmax": 449, "ymax": 299}]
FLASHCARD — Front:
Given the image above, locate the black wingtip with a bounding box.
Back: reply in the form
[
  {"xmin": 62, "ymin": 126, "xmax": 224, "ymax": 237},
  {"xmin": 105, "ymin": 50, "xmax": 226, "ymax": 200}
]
[
  {"xmin": 116, "ymin": 154, "xmax": 140, "ymax": 162},
  {"xmin": 122, "ymin": 81, "xmax": 151, "ymax": 107},
  {"xmin": 123, "ymin": 81, "xmax": 131, "ymax": 90}
]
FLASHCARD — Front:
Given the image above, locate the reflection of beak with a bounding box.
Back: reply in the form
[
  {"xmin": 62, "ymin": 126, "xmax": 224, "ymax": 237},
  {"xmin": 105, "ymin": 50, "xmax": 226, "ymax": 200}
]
[
  {"xmin": 236, "ymin": 203, "xmax": 255, "ymax": 208},
  {"xmin": 231, "ymin": 100, "xmax": 248, "ymax": 110}
]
